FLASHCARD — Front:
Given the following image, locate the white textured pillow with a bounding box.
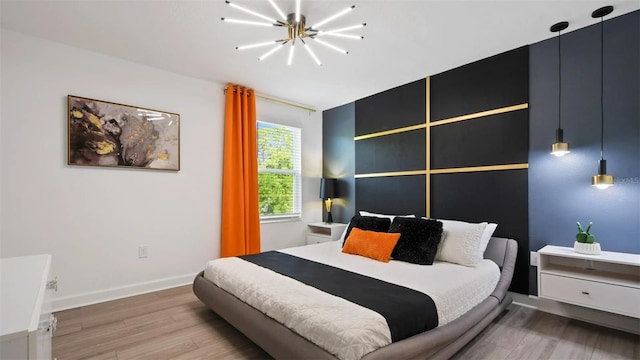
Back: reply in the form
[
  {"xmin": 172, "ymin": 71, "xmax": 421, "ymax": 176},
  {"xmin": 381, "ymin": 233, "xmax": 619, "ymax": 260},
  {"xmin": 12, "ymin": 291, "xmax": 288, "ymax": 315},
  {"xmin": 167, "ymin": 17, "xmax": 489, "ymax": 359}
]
[
  {"xmin": 358, "ymin": 211, "xmax": 415, "ymax": 221},
  {"xmin": 478, "ymin": 223, "xmax": 498, "ymax": 260},
  {"xmin": 435, "ymin": 220, "xmax": 487, "ymax": 267},
  {"xmin": 339, "ymin": 225, "xmax": 349, "ymax": 242}
]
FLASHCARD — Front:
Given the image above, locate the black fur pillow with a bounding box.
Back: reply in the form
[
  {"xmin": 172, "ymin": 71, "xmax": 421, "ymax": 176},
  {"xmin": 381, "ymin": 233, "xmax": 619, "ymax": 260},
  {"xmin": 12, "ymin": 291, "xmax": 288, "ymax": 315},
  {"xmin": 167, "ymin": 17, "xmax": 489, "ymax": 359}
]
[
  {"xmin": 343, "ymin": 215, "xmax": 392, "ymax": 246},
  {"xmin": 389, "ymin": 217, "xmax": 443, "ymax": 265}
]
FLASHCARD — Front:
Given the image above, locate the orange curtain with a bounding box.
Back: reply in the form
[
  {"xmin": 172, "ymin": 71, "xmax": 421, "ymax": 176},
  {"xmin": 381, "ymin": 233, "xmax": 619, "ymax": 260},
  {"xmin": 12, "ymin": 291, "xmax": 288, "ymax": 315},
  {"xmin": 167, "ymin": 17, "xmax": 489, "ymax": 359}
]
[{"xmin": 221, "ymin": 84, "xmax": 261, "ymax": 257}]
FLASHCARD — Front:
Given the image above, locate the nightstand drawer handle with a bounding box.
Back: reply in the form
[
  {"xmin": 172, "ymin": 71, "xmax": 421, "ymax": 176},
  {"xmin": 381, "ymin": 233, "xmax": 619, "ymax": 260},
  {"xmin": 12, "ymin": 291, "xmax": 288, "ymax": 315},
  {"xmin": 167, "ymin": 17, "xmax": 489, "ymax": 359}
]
[{"xmin": 581, "ymin": 291, "xmax": 590, "ymax": 295}]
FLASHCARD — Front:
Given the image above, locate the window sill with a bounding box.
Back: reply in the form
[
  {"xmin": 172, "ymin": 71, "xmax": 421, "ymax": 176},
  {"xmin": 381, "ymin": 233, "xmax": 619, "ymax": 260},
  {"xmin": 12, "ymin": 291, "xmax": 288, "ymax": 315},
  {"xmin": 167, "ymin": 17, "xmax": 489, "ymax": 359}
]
[{"xmin": 260, "ymin": 216, "xmax": 302, "ymax": 224}]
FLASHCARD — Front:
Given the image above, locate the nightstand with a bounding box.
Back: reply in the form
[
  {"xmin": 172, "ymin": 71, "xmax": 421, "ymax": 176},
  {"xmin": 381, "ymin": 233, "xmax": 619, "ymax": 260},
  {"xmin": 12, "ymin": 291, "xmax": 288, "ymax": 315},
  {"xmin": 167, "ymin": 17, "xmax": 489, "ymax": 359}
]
[
  {"xmin": 537, "ymin": 245, "xmax": 640, "ymax": 318},
  {"xmin": 306, "ymin": 222, "xmax": 348, "ymax": 245}
]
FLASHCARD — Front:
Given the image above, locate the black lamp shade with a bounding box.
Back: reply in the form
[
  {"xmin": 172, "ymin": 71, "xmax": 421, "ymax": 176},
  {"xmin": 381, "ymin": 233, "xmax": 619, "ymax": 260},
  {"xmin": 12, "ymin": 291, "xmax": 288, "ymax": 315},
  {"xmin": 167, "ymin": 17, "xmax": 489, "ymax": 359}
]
[{"xmin": 319, "ymin": 178, "xmax": 338, "ymax": 199}]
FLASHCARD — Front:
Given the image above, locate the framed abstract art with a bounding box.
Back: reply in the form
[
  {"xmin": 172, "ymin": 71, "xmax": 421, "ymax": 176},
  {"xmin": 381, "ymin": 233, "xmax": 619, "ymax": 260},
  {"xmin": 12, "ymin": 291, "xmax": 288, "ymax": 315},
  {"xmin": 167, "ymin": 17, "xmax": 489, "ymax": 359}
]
[{"xmin": 68, "ymin": 95, "xmax": 180, "ymax": 171}]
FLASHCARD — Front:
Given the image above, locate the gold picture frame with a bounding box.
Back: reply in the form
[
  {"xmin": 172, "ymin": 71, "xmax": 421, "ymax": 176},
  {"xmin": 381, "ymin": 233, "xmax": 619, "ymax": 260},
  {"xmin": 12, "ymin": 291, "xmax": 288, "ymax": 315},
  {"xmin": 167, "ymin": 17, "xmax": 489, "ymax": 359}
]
[{"xmin": 68, "ymin": 95, "xmax": 180, "ymax": 171}]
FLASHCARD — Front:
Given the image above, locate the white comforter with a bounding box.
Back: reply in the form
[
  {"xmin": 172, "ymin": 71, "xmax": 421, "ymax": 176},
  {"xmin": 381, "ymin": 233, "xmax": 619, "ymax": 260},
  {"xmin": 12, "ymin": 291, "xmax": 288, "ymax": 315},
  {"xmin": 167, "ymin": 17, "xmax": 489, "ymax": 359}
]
[{"xmin": 204, "ymin": 241, "xmax": 500, "ymax": 360}]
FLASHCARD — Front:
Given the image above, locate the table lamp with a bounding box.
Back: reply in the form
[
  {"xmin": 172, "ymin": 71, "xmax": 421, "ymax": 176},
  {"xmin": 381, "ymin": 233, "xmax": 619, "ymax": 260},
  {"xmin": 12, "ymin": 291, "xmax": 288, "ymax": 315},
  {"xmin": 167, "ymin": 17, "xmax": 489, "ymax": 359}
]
[{"xmin": 319, "ymin": 178, "xmax": 338, "ymax": 223}]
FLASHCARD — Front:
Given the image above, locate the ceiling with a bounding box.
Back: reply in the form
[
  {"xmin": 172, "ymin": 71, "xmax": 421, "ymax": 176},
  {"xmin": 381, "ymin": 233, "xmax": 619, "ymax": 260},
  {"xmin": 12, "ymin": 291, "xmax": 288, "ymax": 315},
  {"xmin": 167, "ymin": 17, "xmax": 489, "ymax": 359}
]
[{"xmin": 1, "ymin": 1, "xmax": 638, "ymax": 111}]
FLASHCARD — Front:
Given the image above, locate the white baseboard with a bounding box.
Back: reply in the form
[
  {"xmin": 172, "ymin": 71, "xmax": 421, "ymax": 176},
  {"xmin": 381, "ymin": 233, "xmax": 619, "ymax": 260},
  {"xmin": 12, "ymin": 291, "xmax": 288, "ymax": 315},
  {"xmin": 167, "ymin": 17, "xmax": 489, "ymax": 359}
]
[
  {"xmin": 510, "ymin": 292, "xmax": 640, "ymax": 335},
  {"xmin": 50, "ymin": 273, "xmax": 198, "ymax": 312}
]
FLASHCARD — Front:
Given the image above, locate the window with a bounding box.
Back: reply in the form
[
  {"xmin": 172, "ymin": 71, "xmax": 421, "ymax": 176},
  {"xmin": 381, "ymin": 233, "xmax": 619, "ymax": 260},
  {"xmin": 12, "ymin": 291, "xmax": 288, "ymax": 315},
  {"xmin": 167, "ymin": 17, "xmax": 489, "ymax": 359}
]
[{"xmin": 257, "ymin": 121, "xmax": 301, "ymax": 219}]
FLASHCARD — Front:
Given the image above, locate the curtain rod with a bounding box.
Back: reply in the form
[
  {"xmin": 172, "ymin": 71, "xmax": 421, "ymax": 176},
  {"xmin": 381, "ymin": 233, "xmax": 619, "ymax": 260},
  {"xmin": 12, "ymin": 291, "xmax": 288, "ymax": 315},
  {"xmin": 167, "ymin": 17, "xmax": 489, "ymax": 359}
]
[{"xmin": 223, "ymin": 86, "xmax": 316, "ymax": 113}]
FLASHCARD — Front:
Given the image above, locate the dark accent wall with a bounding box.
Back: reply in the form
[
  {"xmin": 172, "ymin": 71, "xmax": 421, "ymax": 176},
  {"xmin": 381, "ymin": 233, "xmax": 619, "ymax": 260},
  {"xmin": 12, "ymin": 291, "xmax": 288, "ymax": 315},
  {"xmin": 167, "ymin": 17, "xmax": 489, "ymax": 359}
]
[
  {"xmin": 430, "ymin": 111, "xmax": 529, "ymax": 168},
  {"xmin": 429, "ymin": 47, "xmax": 530, "ymax": 294},
  {"xmin": 355, "ymin": 79, "xmax": 426, "ymax": 135},
  {"xmin": 354, "ymin": 79, "xmax": 427, "ymax": 215},
  {"xmin": 324, "ymin": 48, "xmax": 530, "ymax": 294},
  {"xmin": 355, "ymin": 131, "xmax": 426, "ymax": 174},
  {"xmin": 529, "ymin": 11, "xmax": 640, "ymax": 294},
  {"xmin": 431, "ymin": 47, "xmax": 529, "ymax": 119},
  {"xmin": 356, "ymin": 176, "xmax": 426, "ymax": 217},
  {"xmin": 322, "ymin": 103, "xmax": 356, "ymax": 224}
]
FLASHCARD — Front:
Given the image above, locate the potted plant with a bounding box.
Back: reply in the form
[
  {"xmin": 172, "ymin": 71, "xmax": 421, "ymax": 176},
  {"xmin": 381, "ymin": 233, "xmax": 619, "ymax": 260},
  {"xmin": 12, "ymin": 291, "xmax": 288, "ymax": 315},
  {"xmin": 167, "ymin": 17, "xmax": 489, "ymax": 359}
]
[{"xmin": 574, "ymin": 221, "xmax": 601, "ymax": 255}]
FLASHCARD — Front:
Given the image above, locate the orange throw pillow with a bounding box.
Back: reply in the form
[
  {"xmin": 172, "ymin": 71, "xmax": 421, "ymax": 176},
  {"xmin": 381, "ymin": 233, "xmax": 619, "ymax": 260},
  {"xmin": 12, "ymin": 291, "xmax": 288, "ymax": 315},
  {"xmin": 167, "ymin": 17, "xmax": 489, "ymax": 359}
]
[{"xmin": 342, "ymin": 227, "xmax": 401, "ymax": 263}]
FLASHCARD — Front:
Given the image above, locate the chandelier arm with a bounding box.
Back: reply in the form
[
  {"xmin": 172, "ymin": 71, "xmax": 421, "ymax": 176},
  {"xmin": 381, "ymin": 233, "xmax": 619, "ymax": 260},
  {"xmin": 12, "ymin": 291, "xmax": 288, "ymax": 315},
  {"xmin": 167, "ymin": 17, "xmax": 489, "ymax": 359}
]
[
  {"xmin": 267, "ymin": 0, "xmax": 287, "ymax": 21},
  {"xmin": 258, "ymin": 42, "xmax": 287, "ymax": 61},
  {"xmin": 221, "ymin": 18, "xmax": 281, "ymax": 27},
  {"xmin": 316, "ymin": 32, "xmax": 363, "ymax": 40},
  {"xmin": 311, "ymin": 38, "xmax": 348, "ymax": 54},
  {"xmin": 226, "ymin": 1, "xmax": 279, "ymax": 24},
  {"xmin": 236, "ymin": 39, "xmax": 286, "ymax": 51},
  {"xmin": 317, "ymin": 23, "xmax": 366, "ymax": 34},
  {"xmin": 309, "ymin": 5, "xmax": 355, "ymax": 30},
  {"xmin": 287, "ymin": 40, "xmax": 296, "ymax": 65},
  {"xmin": 300, "ymin": 38, "xmax": 322, "ymax": 66}
]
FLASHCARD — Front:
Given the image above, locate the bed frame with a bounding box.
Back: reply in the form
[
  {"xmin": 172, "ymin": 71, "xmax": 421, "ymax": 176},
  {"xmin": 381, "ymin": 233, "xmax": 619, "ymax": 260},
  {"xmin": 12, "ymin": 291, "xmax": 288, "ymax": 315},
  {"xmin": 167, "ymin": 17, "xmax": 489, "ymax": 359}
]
[{"xmin": 193, "ymin": 237, "xmax": 518, "ymax": 360}]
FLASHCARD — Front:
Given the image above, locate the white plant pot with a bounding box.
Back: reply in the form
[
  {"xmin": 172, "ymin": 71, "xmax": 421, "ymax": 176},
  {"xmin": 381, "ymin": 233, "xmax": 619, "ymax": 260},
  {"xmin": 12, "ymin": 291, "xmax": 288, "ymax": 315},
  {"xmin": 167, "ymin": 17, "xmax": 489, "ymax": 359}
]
[{"xmin": 573, "ymin": 241, "xmax": 601, "ymax": 255}]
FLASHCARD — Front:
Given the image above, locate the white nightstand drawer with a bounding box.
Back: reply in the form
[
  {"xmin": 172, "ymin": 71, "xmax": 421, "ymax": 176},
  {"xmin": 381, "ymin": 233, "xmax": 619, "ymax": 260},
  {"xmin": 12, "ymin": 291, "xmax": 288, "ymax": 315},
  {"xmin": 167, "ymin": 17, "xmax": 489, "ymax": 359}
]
[
  {"xmin": 307, "ymin": 234, "xmax": 332, "ymax": 245},
  {"xmin": 540, "ymin": 273, "xmax": 640, "ymax": 318}
]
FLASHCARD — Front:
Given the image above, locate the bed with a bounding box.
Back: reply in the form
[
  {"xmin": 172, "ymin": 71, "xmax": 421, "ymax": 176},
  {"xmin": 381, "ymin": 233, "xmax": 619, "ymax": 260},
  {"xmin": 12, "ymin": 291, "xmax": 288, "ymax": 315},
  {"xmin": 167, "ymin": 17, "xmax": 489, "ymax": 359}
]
[{"xmin": 193, "ymin": 216, "xmax": 517, "ymax": 360}]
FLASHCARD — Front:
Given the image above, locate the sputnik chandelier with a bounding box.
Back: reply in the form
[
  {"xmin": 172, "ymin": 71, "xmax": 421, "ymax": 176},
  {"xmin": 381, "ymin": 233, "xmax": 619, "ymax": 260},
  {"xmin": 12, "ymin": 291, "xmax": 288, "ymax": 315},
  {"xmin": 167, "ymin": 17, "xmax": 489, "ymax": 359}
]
[{"xmin": 221, "ymin": 0, "xmax": 365, "ymax": 66}]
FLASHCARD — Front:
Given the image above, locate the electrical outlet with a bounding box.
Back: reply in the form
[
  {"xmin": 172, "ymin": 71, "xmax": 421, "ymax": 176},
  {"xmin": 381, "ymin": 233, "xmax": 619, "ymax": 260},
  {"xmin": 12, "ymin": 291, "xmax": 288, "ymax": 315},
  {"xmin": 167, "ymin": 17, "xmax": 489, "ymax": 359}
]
[
  {"xmin": 530, "ymin": 251, "xmax": 538, "ymax": 266},
  {"xmin": 138, "ymin": 245, "xmax": 149, "ymax": 258}
]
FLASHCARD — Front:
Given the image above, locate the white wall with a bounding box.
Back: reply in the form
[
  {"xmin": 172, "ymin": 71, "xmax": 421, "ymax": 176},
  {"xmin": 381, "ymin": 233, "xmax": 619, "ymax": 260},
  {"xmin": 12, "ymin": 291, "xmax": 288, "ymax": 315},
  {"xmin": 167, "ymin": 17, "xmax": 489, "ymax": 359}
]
[{"xmin": 0, "ymin": 30, "xmax": 323, "ymax": 310}]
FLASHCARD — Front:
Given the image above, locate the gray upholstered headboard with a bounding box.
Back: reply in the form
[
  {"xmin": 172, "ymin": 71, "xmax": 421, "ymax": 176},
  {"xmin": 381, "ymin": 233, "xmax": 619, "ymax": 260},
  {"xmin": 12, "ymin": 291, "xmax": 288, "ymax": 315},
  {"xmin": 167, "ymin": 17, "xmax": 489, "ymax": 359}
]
[
  {"xmin": 485, "ymin": 237, "xmax": 518, "ymax": 304},
  {"xmin": 484, "ymin": 237, "xmax": 511, "ymax": 268}
]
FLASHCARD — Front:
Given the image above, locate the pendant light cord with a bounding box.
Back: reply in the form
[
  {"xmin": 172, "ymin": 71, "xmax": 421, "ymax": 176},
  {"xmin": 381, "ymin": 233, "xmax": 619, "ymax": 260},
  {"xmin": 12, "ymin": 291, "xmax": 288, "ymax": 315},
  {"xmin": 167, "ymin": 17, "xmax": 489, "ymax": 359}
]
[
  {"xmin": 558, "ymin": 29, "xmax": 562, "ymax": 129},
  {"xmin": 600, "ymin": 16, "xmax": 604, "ymax": 160}
]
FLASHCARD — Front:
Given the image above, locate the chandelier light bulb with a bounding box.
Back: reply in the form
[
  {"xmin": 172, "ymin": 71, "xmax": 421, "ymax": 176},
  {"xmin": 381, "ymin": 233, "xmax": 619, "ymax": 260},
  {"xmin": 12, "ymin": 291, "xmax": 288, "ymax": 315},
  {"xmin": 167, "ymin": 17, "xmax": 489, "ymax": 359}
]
[
  {"xmin": 302, "ymin": 41, "xmax": 322, "ymax": 66},
  {"xmin": 258, "ymin": 43, "xmax": 285, "ymax": 61},
  {"xmin": 225, "ymin": 1, "xmax": 278, "ymax": 24},
  {"xmin": 321, "ymin": 23, "xmax": 366, "ymax": 34},
  {"xmin": 317, "ymin": 32, "xmax": 364, "ymax": 40},
  {"xmin": 236, "ymin": 40, "xmax": 280, "ymax": 51},
  {"xmin": 312, "ymin": 38, "xmax": 348, "ymax": 54},
  {"xmin": 310, "ymin": 5, "xmax": 355, "ymax": 29},
  {"xmin": 295, "ymin": 0, "xmax": 301, "ymax": 23},
  {"xmin": 222, "ymin": 18, "xmax": 276, "ymax": 27},
  {"xmin": 287, "ymin": 42, "xmax": 296, "ymax": 65},
  {"xmin": 267, "ymin": 0, "xmax": 287, "ymax": 21}
]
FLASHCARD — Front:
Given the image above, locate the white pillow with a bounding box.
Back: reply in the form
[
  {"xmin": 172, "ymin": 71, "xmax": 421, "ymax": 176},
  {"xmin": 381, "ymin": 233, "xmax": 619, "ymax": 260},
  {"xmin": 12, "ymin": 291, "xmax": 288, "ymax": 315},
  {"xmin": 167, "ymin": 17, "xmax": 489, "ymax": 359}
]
[
  {"xmin": 339, "ymin": 225, "xmax": 350, "ymax": 242},
  {"xmin": 358, "ymin": 211, "xmax": 416, "ymax": 221},
  {"xmin": 435, "ymin": 219, "xmax": 487, "ymax": 267},
  {"xmin": 478, "ymin": 223, "xmax": 498, "ymax": 260}
]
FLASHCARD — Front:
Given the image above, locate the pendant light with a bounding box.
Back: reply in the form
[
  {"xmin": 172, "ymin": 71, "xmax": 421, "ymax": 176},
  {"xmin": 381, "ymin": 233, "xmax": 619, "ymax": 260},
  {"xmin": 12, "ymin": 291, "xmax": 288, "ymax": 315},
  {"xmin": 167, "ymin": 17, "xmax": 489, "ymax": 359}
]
[
  {"xmin": 591, "ymin": 5, "xmax": 614, "ymax": 189},
  {"xmin": 550, "ymin": 21, "xmax": 570, "ymax": 157}
]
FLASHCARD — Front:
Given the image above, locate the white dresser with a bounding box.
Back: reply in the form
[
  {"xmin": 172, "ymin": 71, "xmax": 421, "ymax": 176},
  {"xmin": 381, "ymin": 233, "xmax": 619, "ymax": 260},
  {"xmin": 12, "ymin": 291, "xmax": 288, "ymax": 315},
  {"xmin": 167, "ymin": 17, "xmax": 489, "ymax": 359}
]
[
  {"xmin": 306, "ymin": 223, "xmax": 348, "ymax": 245},
  {"xmin": 537, "ymin": 245, "xmax": 640, "ymax": 318},
  {"xmin": 1, "ymin": 254, "xmax": 56, "ymax": 360}
]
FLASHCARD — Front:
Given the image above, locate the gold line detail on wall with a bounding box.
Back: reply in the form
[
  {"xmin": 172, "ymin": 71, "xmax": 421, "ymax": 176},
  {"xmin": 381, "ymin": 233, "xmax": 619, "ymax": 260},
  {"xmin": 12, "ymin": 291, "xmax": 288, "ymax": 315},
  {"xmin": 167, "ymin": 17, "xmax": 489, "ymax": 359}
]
[
  {"xmin": 353, "ymin": 124, "xmax": 426, "ymax": 141},
  {"xmin": 429, "ymin": 163, "xmax": 529, "ymax": 175},
  {"xmin": 354, "ymin": 170, "xmax": 427, "ymax": 179},
  {"xmin": 426, "ymin": 76, "xmax": 431, "ymax": 218},
  {"xmin": 429, "ymin": 103, "xmax": 528, "ymax": 127}
]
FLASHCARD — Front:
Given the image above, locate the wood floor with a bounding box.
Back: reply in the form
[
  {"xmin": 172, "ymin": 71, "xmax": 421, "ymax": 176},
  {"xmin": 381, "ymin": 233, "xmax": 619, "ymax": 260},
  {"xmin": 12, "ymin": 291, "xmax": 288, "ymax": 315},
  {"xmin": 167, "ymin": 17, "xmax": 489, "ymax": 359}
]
[{"xmin": 53, "ymin": 285, "xmax": 640, "ymax": 360}]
